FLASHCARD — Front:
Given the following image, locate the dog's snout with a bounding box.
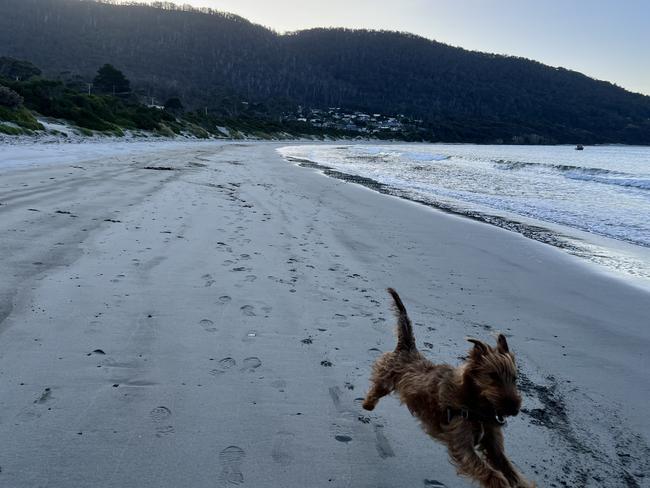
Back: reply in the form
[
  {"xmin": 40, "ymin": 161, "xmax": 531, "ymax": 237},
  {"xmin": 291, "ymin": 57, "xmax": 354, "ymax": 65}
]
[{"xmin": 502, "ymin": 394, "xmax": 522, "ymax": 417}]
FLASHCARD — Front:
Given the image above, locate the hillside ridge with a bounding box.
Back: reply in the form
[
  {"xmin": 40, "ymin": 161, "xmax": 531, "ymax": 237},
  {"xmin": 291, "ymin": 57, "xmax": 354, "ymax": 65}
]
[{"xmin": 1, "ymin": 0, "xmax": 649, "ymax": 143}]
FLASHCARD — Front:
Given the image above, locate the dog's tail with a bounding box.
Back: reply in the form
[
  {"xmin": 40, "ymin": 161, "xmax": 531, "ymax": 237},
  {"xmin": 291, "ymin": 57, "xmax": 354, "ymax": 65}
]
[{"xmin": 387, "ymin": 288, "xmax": 416, "ymax": 352}]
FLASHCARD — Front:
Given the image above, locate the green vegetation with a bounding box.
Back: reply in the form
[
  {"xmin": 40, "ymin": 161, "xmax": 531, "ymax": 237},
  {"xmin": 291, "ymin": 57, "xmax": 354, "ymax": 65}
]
[
  {"xmin": 164, "ymin": 97, "xmax": 184, "ymax": 115},
  {"xmin": 2, "ymin": 73, "xmax": 177, "ymax": 134},
  {"xmin": 0, "ymin": 56, "xmax": 41, "ymax": 81},
  {"xmin": 93, "ymin": 64, "xmax": 131, "ymax": 97},
  {"xmin": 0, "ymin": 105, "xmax": 43, "ymax": 132},
  {"xmin": 0, "ymin": 81, "xmax": 44, "ymax": 134},
  {"xmin": 0, "ymin": 58, "xmax": 415, "ymax": 140},
  {"xmin": 0, "ymin": 85, "xmax": 23, "ymax": 108},
  {"xmin": 0, "ymin": 61, "xmax": 188, "ymax": 137},
  {"xmin": 0, "ymin": 123, "xmax": 24, "ymax": 135}
]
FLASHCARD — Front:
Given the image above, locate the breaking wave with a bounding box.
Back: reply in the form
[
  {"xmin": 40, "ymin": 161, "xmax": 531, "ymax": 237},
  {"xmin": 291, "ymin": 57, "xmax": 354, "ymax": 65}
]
[{"xmin": 492, "ymin": 158, "xmax": 650, "ymax": 190}]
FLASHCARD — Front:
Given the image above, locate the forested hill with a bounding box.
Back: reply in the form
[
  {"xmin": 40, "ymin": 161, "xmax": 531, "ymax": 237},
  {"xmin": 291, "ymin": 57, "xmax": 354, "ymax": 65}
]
[{"xmin": 1, "ymin": 0, "xmax": 650, "ymax": 144}]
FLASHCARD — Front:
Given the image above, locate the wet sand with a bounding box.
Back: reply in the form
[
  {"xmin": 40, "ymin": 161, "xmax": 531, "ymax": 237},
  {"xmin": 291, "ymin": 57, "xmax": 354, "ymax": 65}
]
[{"xmin": 0, "ymin": 141, "xmax": 648, "ymax": 487}]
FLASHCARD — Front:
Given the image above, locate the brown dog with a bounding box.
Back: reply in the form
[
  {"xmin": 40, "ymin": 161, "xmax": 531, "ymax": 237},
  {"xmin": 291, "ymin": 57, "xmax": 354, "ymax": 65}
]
[{"xmin": 363, "ymin": 288, "xmax": 534, "ymax": 488}]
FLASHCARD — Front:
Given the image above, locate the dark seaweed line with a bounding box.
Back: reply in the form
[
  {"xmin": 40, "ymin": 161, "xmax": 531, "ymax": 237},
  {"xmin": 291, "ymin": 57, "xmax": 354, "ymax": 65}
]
[
  {"xmin": 290, "ymin": 155, "xmax": 650, "ymax": 250},
  {"xmin": 518, "ymin": 371, "xmax": 649, "ymax": 487},
  {"xmin": 288, "ymin": 156, "xmax": 590, "ymax": 256}
]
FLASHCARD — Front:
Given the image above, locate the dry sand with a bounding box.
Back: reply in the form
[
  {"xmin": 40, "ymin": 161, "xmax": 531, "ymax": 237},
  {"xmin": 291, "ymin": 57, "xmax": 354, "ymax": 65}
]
[{"xmin": 0, "ymin": 141, "xmax": 648, "ymax": 487}]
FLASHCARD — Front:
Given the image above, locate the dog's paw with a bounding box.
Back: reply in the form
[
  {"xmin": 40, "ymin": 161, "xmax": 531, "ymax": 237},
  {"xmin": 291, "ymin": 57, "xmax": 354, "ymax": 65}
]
[
  {"xmin": 515, "ymin": 481, "xmax": 536, "ymax": 488},
  {"xmin": 361, "ymin": 398, "xmax": 376, "ymax": 411},
  {"xmin": 485, "ymin": 472, "xmax": 510, "ymax": 488},
  {"xmin": 509, "ymin": 479, "xmax": 535, "ymax": 488}
]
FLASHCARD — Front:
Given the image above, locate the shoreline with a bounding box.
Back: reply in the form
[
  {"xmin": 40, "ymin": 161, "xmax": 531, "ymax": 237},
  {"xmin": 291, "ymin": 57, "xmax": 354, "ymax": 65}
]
[
  {"xmin": 0, "ymin": 141, "xmax": 648, "ymax": 487},
  {"xmin": 4, "ymin": 130, "xmax": 650, "ymax": 148},
  {"xmin": 283, "ymin": 153, "xmax": 650, "ymax": 289}
]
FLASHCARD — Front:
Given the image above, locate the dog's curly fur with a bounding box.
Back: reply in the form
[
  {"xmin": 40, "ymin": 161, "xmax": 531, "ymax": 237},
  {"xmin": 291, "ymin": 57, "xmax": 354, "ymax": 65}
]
[{"xmin": 363, "ymin": 288, "xmax": 535, "ymax": 488}]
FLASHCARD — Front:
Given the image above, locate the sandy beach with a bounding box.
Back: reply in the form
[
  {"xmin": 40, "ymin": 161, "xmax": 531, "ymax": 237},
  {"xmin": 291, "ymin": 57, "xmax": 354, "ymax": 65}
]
[{"xmin": 0, "ymin": 141, "xmax": 648, "ymax": 487}]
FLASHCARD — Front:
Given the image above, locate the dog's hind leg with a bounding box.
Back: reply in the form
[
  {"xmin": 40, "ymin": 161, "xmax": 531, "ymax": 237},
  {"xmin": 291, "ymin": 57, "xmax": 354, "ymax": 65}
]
[
  {"xmin": 480, "ymin": 428, "xmax": 536, "ymax": 487},
  {"xmin": 447, "ymin": 431, "xmax": 511, "ymax": 488},
  {"xmin": 362, "ymin": 382, "xmax": 390, "ymax": 411}
]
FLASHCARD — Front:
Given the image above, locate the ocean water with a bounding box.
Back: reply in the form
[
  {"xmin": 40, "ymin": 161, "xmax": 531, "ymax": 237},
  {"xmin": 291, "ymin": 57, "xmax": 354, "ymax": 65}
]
[{"xmin": 278, "ymin": 144, "xmax": 650, "ymax": 282}]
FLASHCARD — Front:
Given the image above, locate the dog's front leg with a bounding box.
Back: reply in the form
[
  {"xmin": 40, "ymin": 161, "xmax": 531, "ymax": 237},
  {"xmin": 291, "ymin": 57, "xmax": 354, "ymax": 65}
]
[
  {"xmin": 446, "ymin": 426, "xmax": 510, "ymax": 488},
  {"xmin": 480, "ymin": 427, "xmax": 535, "ymax": 488},
  {"xmin": 362, "ymin": 382, "xmax": 390, "ymax": 411}
]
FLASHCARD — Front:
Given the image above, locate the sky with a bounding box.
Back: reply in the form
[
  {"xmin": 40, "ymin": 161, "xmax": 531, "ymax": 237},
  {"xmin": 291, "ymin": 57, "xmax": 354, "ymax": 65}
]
[{"xmin": 160, "ymin": 0, "xmax": 650, "ymax": 96}]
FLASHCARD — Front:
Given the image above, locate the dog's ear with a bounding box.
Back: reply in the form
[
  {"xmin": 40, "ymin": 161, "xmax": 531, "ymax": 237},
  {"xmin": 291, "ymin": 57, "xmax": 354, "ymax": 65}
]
[
  {"xmin": 467, "ymin": 338, "xmax": 489, "ymax": 357},
  {"xmin": 496, "ymin": 334, "xmax": 509, "ymax": 354}
]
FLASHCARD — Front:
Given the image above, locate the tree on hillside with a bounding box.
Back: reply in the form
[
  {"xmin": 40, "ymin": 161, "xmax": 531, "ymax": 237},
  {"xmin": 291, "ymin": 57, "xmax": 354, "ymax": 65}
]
[
  {"xmin": 164, "ymin": 97, "xmax": 184, "ymax": 115},
  {"xmin": 0, "ymin": 85, "xmax": 23, "ymax": 107},
  {"xmin": 93, "ymin": 64, "xmax": 130, "ymax": 96},
  {"xmin": 0, "ymin": 57, "xmax": 41, "ymax": 81}
]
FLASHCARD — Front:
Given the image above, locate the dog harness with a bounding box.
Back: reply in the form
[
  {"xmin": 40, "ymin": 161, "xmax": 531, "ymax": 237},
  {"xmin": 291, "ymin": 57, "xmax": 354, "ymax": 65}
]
[
  {"xmin": 445, "ymin": 408, "xmax": 505, "ymax": 449},
  {"xmin": 445, "ymin": 407, "xmax": 507, "ymax": 426}
]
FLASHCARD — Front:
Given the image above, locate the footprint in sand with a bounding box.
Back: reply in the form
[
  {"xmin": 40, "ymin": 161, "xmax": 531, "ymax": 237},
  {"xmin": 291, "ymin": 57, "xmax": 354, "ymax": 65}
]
[
  {"xmin": 34, "ymin": 387, "xmax": 53, "ymax": 405},
  {"xmin": 240, "ymin": 357, "xmax": 262, "ymax": 372},
  {"xmin": 240, "ymin": 305, "xmax": 256, "ymax": 317},
  {"xmin": 244, "ymin": 275, "xmax": 257, "ymax": 282},
  {"xmin": 335, "ymin": 435, "xmax": 352, "ymax": 443},
  {"xmin": 199, "ymin": 318, "xmax": 218, "ymax": 333},
  {"xmin": 217, "ymin": 295, "xmax": 232, "ymax": 305},
  {"xmin": 330, "ymin": 409, "xmax": 355, "ymax": 445},
  {"xmin": 210, "ymin": 357, "xmax": 236, "ymax": 375},
  {"xmin": 232, "ymin": 266, "xmax": 251, "ymax": 273},
  {"xmin": 202, "ymin": 274, "xmax": 216, "ymax": 287},
  {"xmin": 368, "ymin": 348, "xmax": 383, "ymax": 358},
  {"xmin": 371, "ymin": 317, "xmax": 387, "ymax": 330},
  {"xmin": 219, "ymin": 446, "xmax": 246, "ymax": 486},
  {"xmin": 353, "ymin": 397, "xmax": 366, "ymax": 409},
  {"xmin": 328, "ymin": 387, "xmax": 343, "ymax": 410},
  {"xmin": 16, "ymin": 408, "xmax": 41, "ymax": 422},
  {"xmin": 149, "ymin": 406, "xmax": 174, "ymax": 437},
  {"xmin": 271, "ymin": 431, "xmax": 295, "ymax": 466},
  {"xmin": 423, "ymin": 480, "xmax": 447, "ymax": 487},
  {"xmin": 374, "ymin": 424, "xmax": 395, "ymax": 458},
  {"xmin": 271, "ymin": 379, "xmax": 287, "ymax": 391}
]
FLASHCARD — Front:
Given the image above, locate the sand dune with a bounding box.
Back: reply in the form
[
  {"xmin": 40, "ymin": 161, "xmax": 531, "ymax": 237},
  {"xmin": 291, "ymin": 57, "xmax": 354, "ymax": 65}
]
[{"xmin": 0, "ymin": 141, "xmax": 648, "ymax": 487}]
